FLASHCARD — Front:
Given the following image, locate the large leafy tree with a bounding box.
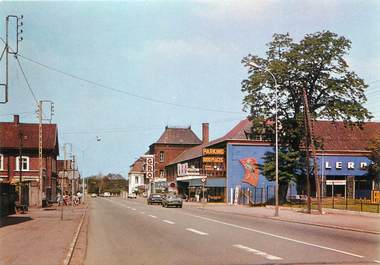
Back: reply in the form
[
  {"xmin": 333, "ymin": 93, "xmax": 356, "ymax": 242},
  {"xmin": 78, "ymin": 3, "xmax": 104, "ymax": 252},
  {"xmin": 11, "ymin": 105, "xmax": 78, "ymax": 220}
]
[{"xmin": 242, "ymin": 31, "xmax": 372, "ymax": 189}]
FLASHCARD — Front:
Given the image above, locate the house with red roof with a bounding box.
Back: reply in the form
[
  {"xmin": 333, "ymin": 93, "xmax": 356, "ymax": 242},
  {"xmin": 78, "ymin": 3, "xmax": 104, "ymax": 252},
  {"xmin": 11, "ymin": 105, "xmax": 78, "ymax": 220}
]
[
  {"xmin": 165, "ymin": 119, "xmax": 380, "ymax": 203},
  {"xmin": 0, "ymin": 115, "xmax": 59, "ymax": 207},
  {"xmin": 146, "ymin": 124, "xmax": 207, "ymax": 192}
]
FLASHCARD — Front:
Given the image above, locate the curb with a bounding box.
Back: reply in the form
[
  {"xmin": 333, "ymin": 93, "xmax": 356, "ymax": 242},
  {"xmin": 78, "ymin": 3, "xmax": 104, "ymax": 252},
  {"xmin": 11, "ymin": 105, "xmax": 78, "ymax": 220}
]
[
  {"xmin": 62, "ymin": 205, "xmax": 88, "ymax": 265},
  {"xmin": 196, "ymin": 207, "xmax": 380, "ymax": 235}
]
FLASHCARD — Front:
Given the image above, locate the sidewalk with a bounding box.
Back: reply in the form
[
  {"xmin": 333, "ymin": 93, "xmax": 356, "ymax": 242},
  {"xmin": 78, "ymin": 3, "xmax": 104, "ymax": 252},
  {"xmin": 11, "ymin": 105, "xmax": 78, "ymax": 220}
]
[
  {"xmin": 185, "ymin": 202, "xmax": 380, "ymax": 234},
  {"xmin": 0, "ymin": 204, "xmax": 86, "ymax": 265}
]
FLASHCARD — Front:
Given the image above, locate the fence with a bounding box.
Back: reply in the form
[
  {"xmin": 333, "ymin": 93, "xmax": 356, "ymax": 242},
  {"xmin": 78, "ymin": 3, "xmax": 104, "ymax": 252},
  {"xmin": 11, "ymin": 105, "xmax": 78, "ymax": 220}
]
[{"xmin": 235, "ymin": 184, "xmax": 380, "ymax": 214}]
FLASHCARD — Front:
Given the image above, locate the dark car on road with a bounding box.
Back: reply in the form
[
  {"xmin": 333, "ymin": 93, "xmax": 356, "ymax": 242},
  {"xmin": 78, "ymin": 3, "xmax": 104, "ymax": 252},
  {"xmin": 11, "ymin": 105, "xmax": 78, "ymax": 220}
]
[
  {"xmin": 147, "ymin": 194, "xmax": 163, "ymax": 205},
  {"xmin": 162, "ymin": 194, "xmax": 182, "ymax": 208}
]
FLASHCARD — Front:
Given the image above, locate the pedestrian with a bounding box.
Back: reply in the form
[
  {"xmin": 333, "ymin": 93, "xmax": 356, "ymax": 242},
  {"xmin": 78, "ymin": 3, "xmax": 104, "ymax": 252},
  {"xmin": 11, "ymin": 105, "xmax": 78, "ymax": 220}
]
[
  {"xmin": 77, "ymin": 191, "xmax": 82, "ymax": 204},
  {"xmin": 57, "ymin": 193, "xmax": 62, "ymax": 206}
]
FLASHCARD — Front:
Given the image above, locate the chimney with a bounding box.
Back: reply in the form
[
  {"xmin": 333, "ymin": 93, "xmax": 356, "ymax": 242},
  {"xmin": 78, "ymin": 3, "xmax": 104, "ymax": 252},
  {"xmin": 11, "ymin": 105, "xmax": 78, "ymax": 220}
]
[
  {"xmin": 202, "ymin": 123, "xmax": 209, "ymax": 144},
  {"xmin": 14, "ymin": 115, "xmax": 20, "ymax": 124}
]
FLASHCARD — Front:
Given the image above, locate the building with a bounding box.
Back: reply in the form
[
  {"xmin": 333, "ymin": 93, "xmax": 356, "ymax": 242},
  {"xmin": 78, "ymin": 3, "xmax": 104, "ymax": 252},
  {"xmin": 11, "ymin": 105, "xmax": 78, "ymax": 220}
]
[
  {"xmin": 0, "ymin": 115, "xmax": 59, "ymax": 206},
  {"xmin": 165, "ymin": 119, "xmax": 380, "ymax": 203},
  {"xmin": 147, "ymin": 124, "xmax": 205, "ymax": 192},
  {"xmin": 57, "ymin": 159, "xmax": 75, "ymax": 195},
  {"xmin": 128, "ymin": 157, "xmax": 146, "ymax": 195}
]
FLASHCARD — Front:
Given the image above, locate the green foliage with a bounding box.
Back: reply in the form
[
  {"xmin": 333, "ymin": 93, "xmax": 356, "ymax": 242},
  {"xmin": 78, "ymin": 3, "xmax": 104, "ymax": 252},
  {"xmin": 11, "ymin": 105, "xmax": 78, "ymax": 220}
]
[
  {"xmin": 242, "ymin": 31, "xmax": 372, "ymax": 187},
  {"xmin": 87, "ymin": 173, "xmax": 127, "ymax": 194},
  {"xmin": 367, "ymin": 139, "xmax": 380, "ymax": 184}
]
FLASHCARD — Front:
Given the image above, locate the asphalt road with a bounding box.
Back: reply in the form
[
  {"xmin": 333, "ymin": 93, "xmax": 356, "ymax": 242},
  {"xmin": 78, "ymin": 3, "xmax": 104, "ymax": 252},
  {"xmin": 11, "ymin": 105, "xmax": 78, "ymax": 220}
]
[{"xmin": 84, "ymin": 197, "xmax": 380, "ymax": 265}]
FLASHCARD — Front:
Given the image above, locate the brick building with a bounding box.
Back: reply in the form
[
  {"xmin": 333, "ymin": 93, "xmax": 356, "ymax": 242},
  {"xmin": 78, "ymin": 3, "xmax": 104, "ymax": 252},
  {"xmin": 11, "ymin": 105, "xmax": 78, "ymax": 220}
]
[
  {"xmin": 147, "ymin": 124, "xmax": 208, "ymax": 192},
  {"xmin": 0, "ymin": 115, "xmax": 59, "ymax": 206}
]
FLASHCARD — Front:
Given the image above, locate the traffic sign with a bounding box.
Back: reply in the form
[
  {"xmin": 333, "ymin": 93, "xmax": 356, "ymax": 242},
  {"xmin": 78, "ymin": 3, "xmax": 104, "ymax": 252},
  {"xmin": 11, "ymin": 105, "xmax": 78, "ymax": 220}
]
[{"xmin": 201, "ymin": 177, "xmax": 207, "ymax": 183}]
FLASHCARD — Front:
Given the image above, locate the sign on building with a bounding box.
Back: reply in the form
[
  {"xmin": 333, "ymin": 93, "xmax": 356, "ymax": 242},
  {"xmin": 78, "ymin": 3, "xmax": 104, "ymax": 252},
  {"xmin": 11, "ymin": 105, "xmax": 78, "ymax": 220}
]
[
  {"xmin": 143, "ymin": 155, "xmax": 155, "ymax": 179},
  {"xmin": 203, "ymin": 148, "xmax": 225, "ymax": 155},
  {"xmin": 177, "ymin": 163, "xmax": 188, "ymax": 177},
  {"xmin": 203, "ymin": 156, "xmax": 224, "ymax": 163}
]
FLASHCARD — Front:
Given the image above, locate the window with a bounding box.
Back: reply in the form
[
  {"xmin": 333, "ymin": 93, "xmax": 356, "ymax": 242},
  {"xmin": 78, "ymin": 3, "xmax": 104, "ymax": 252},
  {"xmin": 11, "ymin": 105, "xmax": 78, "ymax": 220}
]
[
  {"xmin": 135, "ymin": 176, "xmax": 139, "ymax": 184},
  {"xmin": 0, "ymin": 154, "xmax": 3, "ymax": 170},
  {"xmin": 16, "ymin": 156, "xmax": 29, "ymax": 171},
  {"xmin": 159, "ymin": 151, "xmax": 164, "ymax": 162},
  {"xmin": 160, "ymin": 170, "xmax": 165, "ymax": 178}
]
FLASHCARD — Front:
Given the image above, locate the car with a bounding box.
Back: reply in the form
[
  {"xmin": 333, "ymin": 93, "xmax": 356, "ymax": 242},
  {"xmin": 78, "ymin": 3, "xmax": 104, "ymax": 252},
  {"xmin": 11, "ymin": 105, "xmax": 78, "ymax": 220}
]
[
  {"xmin": 103, "ymin": 192, "xmax": 111, "ymax": 197},
  {"xmin": 128, "ymin": 193, "xmax": 137, "ymax": 199},
  {"xmin": 147, "ymin": 194, "xmax": 162, "ymax": 205},
  {"xmin": 91, "ymin": 193, "xmax": 97, "ymax": 198},
  {"xmin": 162, "ymin": 194, "xmax": 182, "ymax": 208}
]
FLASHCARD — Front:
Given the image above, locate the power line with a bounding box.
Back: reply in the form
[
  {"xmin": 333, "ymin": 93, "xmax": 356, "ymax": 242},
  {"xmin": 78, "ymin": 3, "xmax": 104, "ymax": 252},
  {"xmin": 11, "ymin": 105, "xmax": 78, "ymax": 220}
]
[
  {"xmin": 14, "ymin": 55, "xmax": 38, "ymax": 104},
  {"xmin": 16, "ymin": 53, "xmax": 244, "ymax": 114}
]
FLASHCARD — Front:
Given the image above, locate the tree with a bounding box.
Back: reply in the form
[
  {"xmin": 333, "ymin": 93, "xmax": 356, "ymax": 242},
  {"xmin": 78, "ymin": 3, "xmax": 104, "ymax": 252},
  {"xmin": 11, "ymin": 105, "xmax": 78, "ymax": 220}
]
[
  {"xmin": 260, "ymin": 148, "xmax": 303, "ymax": 202},
  {"xmin": 242, "ymin": 31, "xmax": 372, "ymax": 198}
]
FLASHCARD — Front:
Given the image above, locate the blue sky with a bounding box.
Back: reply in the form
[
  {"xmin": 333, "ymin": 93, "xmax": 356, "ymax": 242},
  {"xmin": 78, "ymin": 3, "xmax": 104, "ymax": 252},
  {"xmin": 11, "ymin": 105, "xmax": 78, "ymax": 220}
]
[{"xmin": 0, "ymin": 1, "xmax": 379, "ymax": 177}]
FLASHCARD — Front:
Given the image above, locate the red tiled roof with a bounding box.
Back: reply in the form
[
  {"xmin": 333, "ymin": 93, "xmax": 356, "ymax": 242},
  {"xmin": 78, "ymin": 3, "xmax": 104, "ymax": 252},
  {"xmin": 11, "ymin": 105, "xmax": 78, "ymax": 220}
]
[
  {"xmin": 313, "ymin": 120, "xmax": 380, "ymax": 151},
  {"xmin": 57, "ymin": 160, "xmax": 73, "ymax": 171},
  {"xmin": 167, "ymin": 119, "xmax": 252, "ymax": 165},
  {"xmin": 154, "ymin": 126, "xmax": 202, "ymax": 145},
  {"xmin": 167, "ymin": 119, "xmax": 380, "ymax": 165},
  {"xmin": 0, "ymin": 122, "xmax": 58, "ymax": 152},
  {"xmin": 129, "ymin": 158, "xmax": 144, "ymax": 173}
]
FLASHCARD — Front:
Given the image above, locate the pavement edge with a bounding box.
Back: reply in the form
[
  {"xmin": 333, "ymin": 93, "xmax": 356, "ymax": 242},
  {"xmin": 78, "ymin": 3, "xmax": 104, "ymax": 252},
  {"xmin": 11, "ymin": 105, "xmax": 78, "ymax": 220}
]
[{"xmin": 62, "ymin": 204, "xmax": 88, "ymax": 265}]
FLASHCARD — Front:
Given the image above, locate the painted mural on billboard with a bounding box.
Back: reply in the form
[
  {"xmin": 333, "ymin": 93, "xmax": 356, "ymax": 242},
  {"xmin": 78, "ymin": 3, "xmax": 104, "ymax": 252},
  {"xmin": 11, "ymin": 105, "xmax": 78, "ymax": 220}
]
[{"xmin": 240, "ymin": 158, "xmax": 260, "ymax": 187}]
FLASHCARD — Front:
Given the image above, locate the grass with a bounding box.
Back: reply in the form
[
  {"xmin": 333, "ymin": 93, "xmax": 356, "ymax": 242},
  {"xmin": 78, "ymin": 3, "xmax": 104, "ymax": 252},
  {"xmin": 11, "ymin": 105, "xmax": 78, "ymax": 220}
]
[{"xmin": 283, "ymin": 197, "xmax": 380, "ymax": 213}]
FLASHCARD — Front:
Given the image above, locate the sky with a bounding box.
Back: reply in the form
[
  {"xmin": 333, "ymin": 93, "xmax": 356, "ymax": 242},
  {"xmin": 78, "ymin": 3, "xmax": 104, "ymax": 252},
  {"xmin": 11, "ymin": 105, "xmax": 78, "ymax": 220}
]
[{"xmin": 0, "ymin": 1, "xmax": 379, "ymax": 178}]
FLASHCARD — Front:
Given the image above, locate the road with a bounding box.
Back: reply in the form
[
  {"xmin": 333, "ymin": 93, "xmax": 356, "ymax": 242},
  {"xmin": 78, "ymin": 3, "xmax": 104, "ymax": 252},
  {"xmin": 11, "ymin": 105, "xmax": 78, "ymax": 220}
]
[{"xmin": 84, "ymin": 197, "xmax": 380, "ymax": 265}]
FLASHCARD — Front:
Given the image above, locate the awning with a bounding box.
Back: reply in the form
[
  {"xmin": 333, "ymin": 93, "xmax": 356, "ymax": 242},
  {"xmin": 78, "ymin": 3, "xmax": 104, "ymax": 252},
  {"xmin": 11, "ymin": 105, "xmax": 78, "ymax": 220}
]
[
  {"xmin": 177, "ymin": 175, "xmax": 205, "ymax": 181},
  {"xmin": 189, "ymin": 177, "xmax": 226, "ymax": 187}
]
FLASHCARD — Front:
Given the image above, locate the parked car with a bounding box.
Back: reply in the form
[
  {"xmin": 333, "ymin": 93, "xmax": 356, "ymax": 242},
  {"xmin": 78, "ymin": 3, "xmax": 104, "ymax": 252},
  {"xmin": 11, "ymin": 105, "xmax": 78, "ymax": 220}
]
[
  {"xmin": 103, "ymin": 192, "xmax": 111, "ymax": 197},
  {"xmin": 91, "ymin": 193, "xmax": 97, "ymax": 198},
  {"xmin": 128, "ymin": 193, "xmax": 137, "ymax": 199},
  {"xmin": 162, "ymin": 194, "xmax": 182, "ymax": 208},
  {"xmin": 147, "ymin": 194, "xmax": 163, "ymax": 205}
]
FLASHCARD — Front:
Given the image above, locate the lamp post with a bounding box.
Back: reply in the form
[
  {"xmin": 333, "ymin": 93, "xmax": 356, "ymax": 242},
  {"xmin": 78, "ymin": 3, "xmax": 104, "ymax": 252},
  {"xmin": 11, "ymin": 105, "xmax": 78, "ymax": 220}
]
[{"xmin": 245, "ymin": 60, "xmax": 279, "ymax": 217}]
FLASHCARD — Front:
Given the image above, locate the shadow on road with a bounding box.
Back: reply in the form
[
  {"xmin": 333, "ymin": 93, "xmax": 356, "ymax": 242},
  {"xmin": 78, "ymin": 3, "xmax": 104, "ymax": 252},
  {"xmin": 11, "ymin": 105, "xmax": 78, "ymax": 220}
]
[{"xmin": 0, "ymin": 216, "xmax": 33, "ymax": 227}]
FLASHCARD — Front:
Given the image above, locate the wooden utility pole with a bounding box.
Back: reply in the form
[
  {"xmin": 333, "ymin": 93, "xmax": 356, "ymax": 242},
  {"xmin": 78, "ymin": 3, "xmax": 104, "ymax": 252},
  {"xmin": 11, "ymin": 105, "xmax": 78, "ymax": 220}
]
[
  {"xmin": 303, "ymin": 110, "xmax": 312, "ymax": 214},
  {"xmin": 38, "ymin": 100, "xmax": 43, "ymax": 207},
  {"xmin": 302, "ymin": 87, "xmax": 322, "ymax": 214}
]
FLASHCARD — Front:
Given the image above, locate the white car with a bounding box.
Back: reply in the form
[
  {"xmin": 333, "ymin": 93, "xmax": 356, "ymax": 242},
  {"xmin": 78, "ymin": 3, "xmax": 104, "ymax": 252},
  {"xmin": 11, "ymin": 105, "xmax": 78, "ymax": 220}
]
[
  {"xmin": 91, "ymin": 193, "xmax": 97, "ymax": 198},
  {"xmin": 103, "ymin": 192, "xmax": 111, "ymax": 197},
  {"xmin": 128, "ymin": 193, "xmax": 137, "ymax": 199}
]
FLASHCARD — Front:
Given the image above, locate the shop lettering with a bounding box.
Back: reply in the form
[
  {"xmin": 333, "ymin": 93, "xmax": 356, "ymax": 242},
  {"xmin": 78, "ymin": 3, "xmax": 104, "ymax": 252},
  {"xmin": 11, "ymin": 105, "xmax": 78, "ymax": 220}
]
[
  {"xmin": 203, "ymin": 148, "xmax": 225, "ymax": 155},
  {"xmin": 324, "ymin": 161, "xmax": 367, "ymax": 170}
]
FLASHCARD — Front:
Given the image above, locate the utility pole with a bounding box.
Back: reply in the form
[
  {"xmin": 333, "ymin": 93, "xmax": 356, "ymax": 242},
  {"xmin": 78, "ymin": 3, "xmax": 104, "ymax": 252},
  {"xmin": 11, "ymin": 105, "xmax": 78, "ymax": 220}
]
[
  {"xmin": 38, "ymin": 101, "xmax": 43, "ymax": 207},
  {"xmin": 303, "ymin": 110, "xmax": 311, "ymax": 214},
  {"xmin": 37, "ymin": 100, "xmax": 54, "ymax": 207},
  {"xmin": 1, "ymin": 15, "xmax": 23, "ymax": 104},
  {"xmin": 18, "ymin": 127, "xmax": 24, "ymax": 213},
  {"xmin": 302, "ymin": 87, "xmax": 322, "ymax": 214}
]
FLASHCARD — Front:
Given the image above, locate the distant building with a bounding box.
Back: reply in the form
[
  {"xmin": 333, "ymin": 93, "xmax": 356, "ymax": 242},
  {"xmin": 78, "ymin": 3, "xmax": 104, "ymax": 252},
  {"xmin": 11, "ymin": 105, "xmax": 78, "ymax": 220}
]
[
  {"xmin": 148, "ymin": 124, "xmax": 206, "ymax": 192},
  {"xmin": 165, "ymin": 119, "xmax": 380, "ymax": 203},
  {"xmin": 57, "ymin": 159, "xmax": 74, "ymax": 195},
  {"xmin": 128, "ymin": 157, "xmax": 145, "ymax": 195},
  {"xmin": 0, "ymin": 115, "xmax": 59, "ymax": 206}
]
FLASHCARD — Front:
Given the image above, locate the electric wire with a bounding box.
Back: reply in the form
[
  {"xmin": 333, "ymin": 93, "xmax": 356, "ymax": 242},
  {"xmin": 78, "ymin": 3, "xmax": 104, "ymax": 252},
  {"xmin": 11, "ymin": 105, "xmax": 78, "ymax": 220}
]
[
  {"xmin": 14, "ymin": 55, "xmax": 38, "ymax": 104},
  {"xmin": 16, "ymin": 53, "xmax": 243, "ymax": 114}
]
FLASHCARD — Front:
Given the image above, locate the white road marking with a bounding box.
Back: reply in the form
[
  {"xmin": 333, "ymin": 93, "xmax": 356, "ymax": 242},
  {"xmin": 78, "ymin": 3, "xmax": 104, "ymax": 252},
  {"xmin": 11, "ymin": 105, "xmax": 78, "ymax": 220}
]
[
  {"xmin": 233, "ymin": 244, "xmax": 282, "ymax": 260},
  {"xmin": 373, "ymin": 260, "xmax": 380, "ymax": 264},
  {"xmin": 186, "ymin": 228, "xmax": 208, "ymax": 235},
  {"xmin": 131, "ymin": 208, "xmax": 136, "ymax": 211},
  {"xmin": 140, "ymin": 211, "xmax": 145, "ymax": 214},
  {"xmin": 162, "ymin": 220, "xmax": 175, "ymax": 224},
  {"xmin": 184, "ymin": 213, "xmax": 363, "ymax": 259},
  {"xmin": 148, "ymin": 215, "xmax": 157, "ymax": 219}
]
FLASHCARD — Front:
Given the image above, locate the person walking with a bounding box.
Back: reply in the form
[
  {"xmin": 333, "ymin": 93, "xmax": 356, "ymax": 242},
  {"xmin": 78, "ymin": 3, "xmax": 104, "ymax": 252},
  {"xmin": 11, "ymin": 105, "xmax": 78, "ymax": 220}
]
[{"xmin": 77, "ymin": 191, "xmax": 82, "ymax": 204}]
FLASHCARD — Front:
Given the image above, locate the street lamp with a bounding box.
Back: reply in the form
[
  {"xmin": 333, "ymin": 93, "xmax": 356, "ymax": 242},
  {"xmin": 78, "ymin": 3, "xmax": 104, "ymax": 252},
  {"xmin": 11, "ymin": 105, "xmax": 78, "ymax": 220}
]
[{"xmin": 244, "ymin": 60, "xmax": 280, "ymax": 217}]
